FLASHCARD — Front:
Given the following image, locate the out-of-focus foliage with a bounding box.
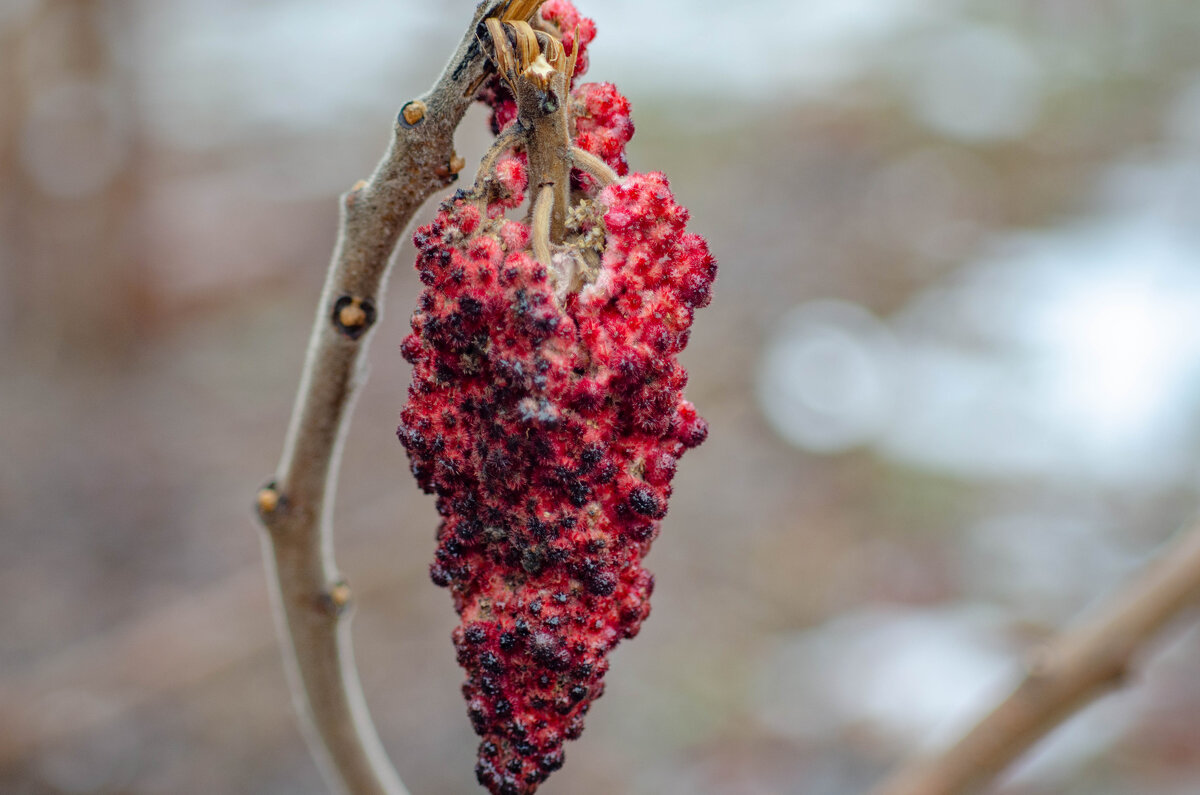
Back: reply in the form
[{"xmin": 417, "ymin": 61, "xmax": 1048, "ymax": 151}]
[{"xmin": 4, "ymin": 1, "xmax": 1200, "ymax": 793}]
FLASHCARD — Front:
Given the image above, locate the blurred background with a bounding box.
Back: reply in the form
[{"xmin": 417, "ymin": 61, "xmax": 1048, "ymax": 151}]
[{"xmin": 5, "ymin": 0, "xmax": 1200, "ymax": 792}]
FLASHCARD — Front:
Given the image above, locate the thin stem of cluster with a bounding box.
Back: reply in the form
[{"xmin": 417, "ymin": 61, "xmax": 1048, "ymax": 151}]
[
  {"xmin": 476, "ymin": 126, "xmax": 525, "ymax": 189},
  {"xmin": 531, "ymin": 184, "xmax": 556, "ymax": 266},
  {"xmin": 872, "ymin": 518, "xmax": 1200, "ymax": 795},
  {"xmin": 569, "ymin": 146, "xmax": 619, "ymax": 186},
  {"xmin": 254, "ymin": 3, "xmax": 515, "ymax": 794}
]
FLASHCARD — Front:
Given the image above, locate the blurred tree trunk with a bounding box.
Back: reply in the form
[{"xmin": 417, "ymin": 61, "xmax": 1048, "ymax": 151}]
[{"xmin": 1, "ymin": 0, "xmax": 146, "ymax": 365}]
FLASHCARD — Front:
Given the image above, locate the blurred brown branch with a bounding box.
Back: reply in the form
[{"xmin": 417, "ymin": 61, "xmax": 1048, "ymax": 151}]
[
  {"xmin": 0, "ymin": 495, "xmax": 421, "ymax": 771},
  {"xmin": 253, "ymin": 3, "xmax": 511, "ymax": 794},
  {"xmin": 872, "ymin": 518, "xmax": 1200, "ymax": 795}
]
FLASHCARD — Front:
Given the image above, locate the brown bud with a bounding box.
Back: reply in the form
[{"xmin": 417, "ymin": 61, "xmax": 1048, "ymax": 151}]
[
  {"xmin": 331, "ymin": 296, "xmax": 376, "ymax": 340},
  {"xmin": 400, "ymin": 99, "xmax": 427, "ymax": 126}
]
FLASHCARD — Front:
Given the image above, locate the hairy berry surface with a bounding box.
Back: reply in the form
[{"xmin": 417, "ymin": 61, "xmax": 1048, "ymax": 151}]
[{"xmin": 399, "ymin": 5, "xmax": 714, "ymax": 793}]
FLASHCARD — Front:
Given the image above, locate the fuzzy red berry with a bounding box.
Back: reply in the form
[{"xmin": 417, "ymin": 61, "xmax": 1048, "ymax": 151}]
[
  {"xmin": 539, "ymin": 0, "xmax": 597, "ymax": 78},
  {"xmin": 572, "ymin": 82, "xmax": 634, "ymax": 177}
]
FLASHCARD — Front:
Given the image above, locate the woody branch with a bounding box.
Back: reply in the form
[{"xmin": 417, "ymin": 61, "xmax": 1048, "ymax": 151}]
[
  {"xmin": 253, "ymin": 3, "xmax": 521, "ymax": 794},
  {"xmin": 872, "ymin": 518, "xmax": 1200, "ymax": 795}
]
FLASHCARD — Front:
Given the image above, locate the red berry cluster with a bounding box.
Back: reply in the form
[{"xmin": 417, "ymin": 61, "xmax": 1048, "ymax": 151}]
[
  {"xmin": 398, "ymin": 4, "xmax": 715, "ymax": 793},
  {"xmin": 571, "ymin": 82, "xmax": 633, "ymax": 188}
]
